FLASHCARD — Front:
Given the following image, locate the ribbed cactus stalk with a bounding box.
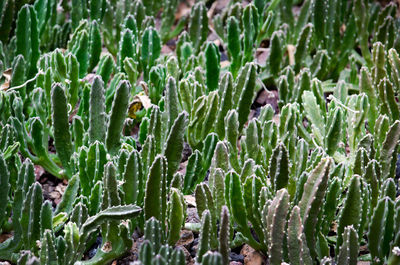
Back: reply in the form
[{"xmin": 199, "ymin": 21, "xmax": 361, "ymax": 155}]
[
  {"xmin": 227, "ymin": 17, "xmax": 241, "ymax": 78},
  {"xmin": 89, "ymin": 0, "xmax": 102, "ymax": 21},
  {"xmin": 379, "ymin": 120, "xmax": 400, "ymax": 180},
  {"xmin": 267, "ymin": 188, "xmax": 289, "ymax": 265},
  {"xmin": 0, "ymin": 0, "xmax": 14, "ymax": 43},
  {"xmin": 118, "ymin": 29, "xmax": 135, "ymax": 70},
  {"xmin": 97, "ymin": 54, "xmax": 115, "ymax": 85},
  {"xmin": 214, "ymin": 73, "xmax": 234, "ymax": 139},
  {"xmin": 20, "ymin": 182, "xmax": 43, "ymax": 252},
  {"xmin": 163, "ymin": 111, "xmax": 188, "ymax": 187},
  {"xmin": 219, "ymin": 206, "xmax": 230, "ymax": 265},
  {"xmin": 10, "ymin": 55, "xmax": 26, "ymax": 90},
  {"xmin": 195, "ymin": 183, "xmax": 217, "ymax": 248},
  {"xmin": 141, "ymin": 27, "xmax": 161, "ymax": 81},
  {"xmin": 15, "ymin": 4, "xmax": 40, "ymax": 78},
  {"xmin": 188, "ymin": 92, "xmax": 219, "ymax": 149},
  {"xmin": 0, "ymin": 155, "xmax": 10, "ymax": 231},
  {"xmin": 337, "ymin": 226, "xmax": 359, "ymax": 265},
  {"xmin": 197, "ymin": 210, "xmax": 212, "ymax": 263},
  {"xmin": 160, "ymin": 0, "xmax": 179, "ymax": 43},
  {"xmin": 144, "ymin": 218, "xmax": 163, "ymax": 251},
  {"xmin": 55, "ymin": 175, "xmax": 79, "ymax": 215},
  {"xmin": 51, "ymin": 83, "xmax": 73, "ymax": 178},
  {"xmin": 188, "ymin": 2, "xmax": 208, "ymax": 53},
  {"xmin": 205, "ymin": 42, "xmax": 220, "ymax": 92},
  {"xmin": 294, "ymin": 24, "xmax": 312, "ymax": 73},
  {"xmin": 167, "ymin": 188, "xmax": 185, "ymax": 246},
  {"xmin": 298, "ymin": 158, "xmax": 331, "ymax": 259},
  {"xmin": 201, "ymin": 251, "xmax": 223, "ymax": 265},
  {"xmin": 287, "ymin": 206, "xmax": 312, "ymax": 265},
  {"xmin": 235, "ymin": 63, "xmax": 257, "ymax": 132},
  {"xmin": 269, "ymin": 31, "xmax": 283, "ymax": 75},
  {"xmin": 70, "ymin": 29, "xmax": 89, "ymax": 78},
  {"xmin": 242, "ymin": 4, "xmax": 258, "ymax": 63},
  {"xmin": 105, "ymin": 80, "xmax": 130, "ymax": 155},
  {"xmin": 88, "ymin": 20, "xmax": 101, "ymax": 72},
  {"xmin": 368, "ymin": 196, "xmax": 396, "ymax": 265},
  {"xmin": 353, "ymin": 0, "xmax": 372, "ymax": 67},
  {"xmin": 336, "ymin": 175, "xmax": 362, "ymax": 253},
  {"xmin": 89, "ymin": 76, "xmax": 106, "ymax": 144},
  {"xmin": 40, "ymin": 229, "xmax": 58, "ymax": 265},
  {"xmin": 122, "ymin": 149, "xmax": 143, "ymax": 205},
  {"xmin": 144, "ymin": 155, "xmax": 167, "ymax": 222},
  {"xmin": 165, "ymin": 77, "xmax": 179, "ymax": 132},
  {"xmin": 269, "ymin": 142, "xmax": 289, "ymax": 191}
]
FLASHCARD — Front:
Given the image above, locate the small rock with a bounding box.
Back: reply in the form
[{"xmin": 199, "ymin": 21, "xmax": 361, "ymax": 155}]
[
  {"xmin": 186, "ymin": 207, "xmax": 200, "ymax": 223},
  {"xmin": 0, "ymin": 233, "xmax": 12, "ymax": 244},
  {"xmin": 180, "ymin": 246, "xmax": 195, "ymax": 265},
  {"xmin": 256, "ymin": 90, "xmax": 278, "ymax": 112},
  {"xmin": 190, "ymin": 238, "xmax": 199, "ymax": 257},
  {"xmin": 240, "ymin": 244, "xmax": 265, "ymax": 265},
  {"xmin": 34, "ymin": 165, "xmax": 45, "ymax": 180},
  {"xmin": 184, "ymin": 195, "xmax": 196, "ymax": 207},
  {"xmin": 49, "ymin": 191, "xmax": 61, "ymax": 200},
  {"xmin": 230, "ymin": 262, "xmax": 243, "ymax": 265},
  {"xmin": 230, "ymin": 252, "xmax": 244, "ymax": 263},
  {"xmin": 161, "ymin": 45, "xmax": 173, "ymax": 55},
  {"xmin": 256, "ymin": 48, "xmax": 269, "ymax": 66},
  {"xmin": 176, "ymin": 230, "xmax": 194, "ymax": 248}
]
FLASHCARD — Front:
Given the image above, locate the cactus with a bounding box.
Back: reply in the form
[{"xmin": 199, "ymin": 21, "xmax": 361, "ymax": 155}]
[
  {"xmin": 141, "ymin": 27, "xmax": 161, "ymax": 81},
  {"xmin": 337, "ymin": 226, "xmax": 359, "ymax": 265},
  {"xmin": 159, "ymin": 0, "xmax": 181, "ymax": 43},
  {"xmin": 197, "ymin": 210, "xmax": 212, "ymax": 263},
  {"xmin": 287, "ymin": 206, "xmax": 312, "ymax": 265},
  {"xmin": 118, "ymin": 28, "xmax": 136, "ymax": 71},
  {"xmin": 299, "ymin": 158, "xmax": 331, "ymax": 259},
  {"xmin": 336, "ymin": 175, "xmax": 362, "ymax": 253},
  {"xmin": 269, "ymin": 142, "xmax": 289, "ymax": 191},
  {"xmin": 105, "ymin": 80, "xmax": 130, "ymax": 155},
  {"xmin": 15, "ymin": 5, "xmax": 40, "ymax": 79},
  {"xmin": 188, "ymin": 2, "xmax": 208, "ymax": 53},
  {"xmin": 88, "ymin": 20, "xmax": 101, "ymax": 73},
  {"xmin": 163, "ymin": 111, "xmax": 188, "ymax": 186},
  {"xmin": 144, "ymin": 155, "xmax": 167, "ymax": 222},
  {"xmin": 267, "ymin": 188, "xmax": 290, "ymax": 265},
  {"xmin": 2, "ymin": 1, "xmax": 400, "ymax": 264},
  {"xmin": 20, "ymin": 182, "xmax": 42, "ymax": 253},
  {"xmin": 294, "ymin": 24, "xmax": 312, "ymax": 73},
  {"xmin": 201, "ymin": 252, "xmax": 223, "ymax": 265},
  {"xmin": 166, "ymin": 188, "xmax": 185, "ymax": 246},
  {"xmin": 235, "ymin": 63, "xmax": 257, "ymax": 132},
  {"xmin": 227, "ymin": 17, "xmax": 241, "ymax": 78},
  {"xmin": 368, "ymin": 196, "xmax": 396, "ymax": 265},
  {"xmin": 97, "ymin": 54, "xmax": 115, "ymax": 85},
  {"xmin": 0, "ymin": 155, "xmax": 10, "ymax": 231},
  {"xmin": 89, "ymin": 76, "xmax": 106, "ymax": 144},
  {"xmin": 205, "ymin": 42, "xmax": 220, "ymax": 92},
  {"xmin": 51, "ymin": 83, "xmax": 74, "ymax": 178}
]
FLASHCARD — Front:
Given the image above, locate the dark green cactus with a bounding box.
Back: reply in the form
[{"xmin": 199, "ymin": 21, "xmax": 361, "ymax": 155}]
[
  {"xmin": 337, "ymin": 226, "xmax": 359, "ymax": 265},
  {"xmin": 105, "ymin": 80, "xmax": 130, "ymax": 155},
  {"xmin": 141, "ymin": 27, "xmax": 161, "ymax": 81},
  {"xmin": 15, "ymin": 4, "xmax": 40, "ymax": 78},
  {"xmin": 188, "ymin": 2, "xmax": 208, "ymax": 53},
  {"xmin": 205, "ymin": 42, "xmax": 220, "ymax": 93},
  {"xmin": 51, "ymin": 83, "xmax": 74, "ymax": 178}
]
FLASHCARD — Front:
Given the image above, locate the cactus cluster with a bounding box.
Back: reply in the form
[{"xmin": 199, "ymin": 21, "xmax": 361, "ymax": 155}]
[{"xmin": 1, "ymin": 0, "xmax": 400, "ymax": 264}]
